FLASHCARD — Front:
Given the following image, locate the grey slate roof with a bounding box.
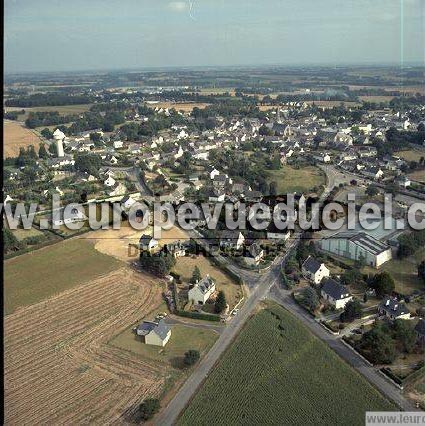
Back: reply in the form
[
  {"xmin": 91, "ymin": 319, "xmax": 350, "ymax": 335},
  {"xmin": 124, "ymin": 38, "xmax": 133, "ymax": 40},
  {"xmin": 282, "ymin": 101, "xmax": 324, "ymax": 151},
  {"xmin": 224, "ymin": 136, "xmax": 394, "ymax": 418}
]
[
  {"xmin": 302, "ymin": 256, "xmax": 322, "ymax": 274},
  {"xmin": 321, "ymin": 278, "xmax": 350, "ymax": 300},
  {"xmin": 137, "ymin": 319, "xmax": 170, "ymax": 340},
  {"xmin": 379, "ymin": 297, "xmax": 409, "ymax": 317},
  {"xmin": 195, "ymin": 276, "xmax": 215, "ymax": 295}
]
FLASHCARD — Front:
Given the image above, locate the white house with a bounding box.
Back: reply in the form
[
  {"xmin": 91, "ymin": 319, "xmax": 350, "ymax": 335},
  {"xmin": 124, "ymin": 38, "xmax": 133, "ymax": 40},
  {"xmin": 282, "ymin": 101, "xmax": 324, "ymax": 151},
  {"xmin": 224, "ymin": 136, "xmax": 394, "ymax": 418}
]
[
  {"xmin": 188, "ymin": 275, "xmax": 216, "ymax": 305},
  {"xmin": 210, "ymin": 168, "xmax": 220, "ymax": 180},
  {"xmin": 318, "ymin": 231, "xmax": 392, "ymax": 268},
  {"xmin": 139, "ymin": 234, "xmax": 158, "ymax": 252},
  {"xmin": 52, "ymin": 207, "xmax": 87, "ymax": 226},
  {"xmin": 378, "ymin": 297, "xmax": 410, "ymax": 320},
  {"xmin": 104, "ymin": 176, "xmax": 116, "ymax": 187},
  {"xmin": 121, "ymin": 195, "xmax": 137, "ymax": 210},
  {"xmin": 113, "ymin": 140, "xmax": 124, "ymax": 149},
  {"xmin": 301, "ymin": 255, "xmax": 330, "ymax": 285},
  {"xmin": 136, "ymin": 319, "xmax": 171, "ymax": 346},
  {"xmin": 321, "ymin": 278, "xmax": 353, "ymax": 310},
  {"xmin": 243, "ymin": 243, "xmax": 264, "ymax": 266}
]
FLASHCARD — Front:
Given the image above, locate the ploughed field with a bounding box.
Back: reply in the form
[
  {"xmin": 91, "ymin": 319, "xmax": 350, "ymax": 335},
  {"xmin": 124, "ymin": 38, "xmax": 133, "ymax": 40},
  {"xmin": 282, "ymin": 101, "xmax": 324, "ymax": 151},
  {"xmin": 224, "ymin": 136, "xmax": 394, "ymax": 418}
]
[
  {"xmin": 4, "ymin": 267, "xmax": 165, "ymax": 425},
  {"xmin": 179, "ymin": 303, "xmax": 395, "ymax": 426}
]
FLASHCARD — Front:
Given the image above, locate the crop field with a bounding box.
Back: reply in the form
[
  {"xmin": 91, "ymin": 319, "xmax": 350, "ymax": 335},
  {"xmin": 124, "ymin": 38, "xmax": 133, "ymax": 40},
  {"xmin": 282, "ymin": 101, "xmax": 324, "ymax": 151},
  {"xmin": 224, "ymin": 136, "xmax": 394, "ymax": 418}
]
[
  {"xmin": 395, "ymin": 149, "xmax": 425, "ymax": 162},
  {"xmin": 266, "ymin": 165, "xmax": 325, "ymax": 194},
  {"xmin": 178, "ymin": 303, "xmax": 395, "ymax": 425},
  {"xmin": 172, "ymin": 255, "xmax": 243, "ymax": 309},
  {"xmin": 408, "ymin": 169, "xmax": 425, "ymax": 182},
  {"xmin": 3, "ymin": 120, "xmax": 43, "ymax": 158},
  {"xmin": 4, "ymin": 239, "xmax": 123, "ymax": 315},
  {"xmin": 4, "ymin": 267, "xmax": 167, "ymax": 425},
  {"xmin": 147, "ymin": 101, "xmax": 210, "ymax": 112},
  {"xmin": 6, "ymin": 104, "xmax": 92, "ymax": 120}
]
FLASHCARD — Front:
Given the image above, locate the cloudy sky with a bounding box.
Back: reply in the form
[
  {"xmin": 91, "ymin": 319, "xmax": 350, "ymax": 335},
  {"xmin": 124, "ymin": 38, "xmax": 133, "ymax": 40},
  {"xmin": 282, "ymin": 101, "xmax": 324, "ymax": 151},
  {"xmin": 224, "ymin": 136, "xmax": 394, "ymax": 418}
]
[{"xmin": 4, "ymin": 0, "xmax": 424, "ymax": 73}]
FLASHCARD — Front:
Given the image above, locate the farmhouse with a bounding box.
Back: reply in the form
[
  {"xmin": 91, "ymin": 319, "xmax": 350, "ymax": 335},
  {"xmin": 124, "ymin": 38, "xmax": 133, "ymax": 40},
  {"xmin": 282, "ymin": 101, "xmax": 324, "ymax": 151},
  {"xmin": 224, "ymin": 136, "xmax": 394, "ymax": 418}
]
[
  {"xmin": 188, "ymin": 275, "xmax": 216, "ymax": 305},
  {"xmin": 121, "ymin": 194, "xmax": 137, "ymax": 210},
  {"xmin": 220, "ymin": 230, "xmax": 245, "ymax": 250},
  {"xmin": 378, "ymin": 297, "xmax": 410, "ymax": 320},
  {"xmin": 301, "ymin": 255, "xmax": 330, "ymax": 285},
  {"xmin": 136, "ymin": 319, "xmax": 171, "ymax": 347},
  {"xmin": 163, "ymin": 241, "xmax": 186, "ymax": 258},
  {"xmin": 320, "ymin": 278, "xmax": 352, "ymax": 309},
  {"xmin": 318, "ymin": 231, "xmax": 392, "ymax": 268},
  {"xmin": 52, "ymin": 207, "xmax": 87, "ymax": 226},
  {"xmin": 139, "ymin": 234, "xmax": 159, "ymax": 252}
]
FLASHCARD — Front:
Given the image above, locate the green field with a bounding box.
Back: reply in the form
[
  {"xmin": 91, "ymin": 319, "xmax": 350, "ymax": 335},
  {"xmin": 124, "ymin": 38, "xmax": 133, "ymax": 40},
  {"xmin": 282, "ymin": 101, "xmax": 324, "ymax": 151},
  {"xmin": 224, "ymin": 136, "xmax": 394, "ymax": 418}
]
[
  {"xmin": 266, "ymin": 165, "xmax": 325, "ymax": 194},
  {"xmin": 179, "ymin": 303, "xmax": 395, "ymax": 426},
  {"xmin": 4, "ymin": 239, "xmax": 123, "ymax": 315},
  {"xmin": 111, "ymin": 324, "xmax": 218, "ymax": 368}
]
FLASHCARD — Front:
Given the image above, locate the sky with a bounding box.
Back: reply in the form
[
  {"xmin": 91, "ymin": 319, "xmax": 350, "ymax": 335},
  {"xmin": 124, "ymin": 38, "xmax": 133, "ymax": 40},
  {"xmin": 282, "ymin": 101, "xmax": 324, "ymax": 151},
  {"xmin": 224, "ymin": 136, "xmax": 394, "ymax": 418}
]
[{"xmin": 4, "ymin": 0, "xmax": 425, "ymax": 73}]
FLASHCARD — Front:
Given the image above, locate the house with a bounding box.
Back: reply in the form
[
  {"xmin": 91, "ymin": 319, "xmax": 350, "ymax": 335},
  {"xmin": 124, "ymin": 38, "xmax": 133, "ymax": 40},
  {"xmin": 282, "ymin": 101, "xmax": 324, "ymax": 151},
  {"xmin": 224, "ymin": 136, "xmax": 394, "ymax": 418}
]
[
  {"xmin": 378, "ymin": 297, "xmax": 410, "ymax": 320},
  {"xmin": 414, "ymin": 319, "xmax": 425, "ymax": 344},
  {"xmin": 104, "ymin": 176, "xmax": 116, "ymax": 187},
  {"xmin": 301, "ymin": 255, "xmax": 330, "ymax": 284},
  {"xmin": 188, "ymin": 275, "xmax": 216, "ymax": 305},
  {"xmin": 113, "ymin": 140, "xmax": 124, "ymax": 149},
  {"xmin": 395, "ymin": 175, "xmax": 411, "ymax": 188},
  {"xmin": 318, "ymin": 231, "xmax": 392, "ymax": 268},
  {"xmin": 320, "ymin": 278, "xmax": 353, "ymax": 309},
  {"xmin": 52, "ymin": 207, "xmax": 87, "ymax": 227},
  {"xmin": 362, "ymin": 166, "xmax": 384, "ymax": 180},
  {"xmin": 136, "ymin": 319, "xmax": 171, "ymax": 347},
  {"xmin": 220, "ymin": 230, "xmax": 245, "ymax": 250},
  {"xmin": 163, "ymin": 241, "xmax": 186, "ymax": 258},
  {"xmin": 139, "ymin": 234, "xmax": 159, "ymax": 252},
  {"xmin": 243, "ymin": 243, "xmax": 264, "ymax": 266},
  {"xmin": 121, "ymin": 195, "xmax": 137, "ymax": 210}
]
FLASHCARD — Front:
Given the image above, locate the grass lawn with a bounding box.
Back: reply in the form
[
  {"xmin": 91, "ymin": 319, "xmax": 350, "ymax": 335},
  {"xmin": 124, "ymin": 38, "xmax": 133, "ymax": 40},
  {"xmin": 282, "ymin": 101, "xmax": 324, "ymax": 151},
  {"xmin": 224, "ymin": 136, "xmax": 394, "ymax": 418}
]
[
  {"xmin": 172, "ymin": 255, "xmax": 243, "ymax": 309},
  {"xmin": 9, "ymin": 227, "xmax": 44, "ymax": 241},
  {"xmin": 110, "ymin": 324, "xmax": 218, "ymax": 369},
  {"xmin": 266, "ymin": 165, "xmax": 325, "ymax": 194},
  {"xmin": 178, "ymin": 302, "xmax": 395, "ymax": 426},
  {"xmin": 4, "ymin": 239, "xmax": 123, "ymax": 315},
  {"xmin": 362, "ymin": 247, "xmax": 425, "ymax": 295}
]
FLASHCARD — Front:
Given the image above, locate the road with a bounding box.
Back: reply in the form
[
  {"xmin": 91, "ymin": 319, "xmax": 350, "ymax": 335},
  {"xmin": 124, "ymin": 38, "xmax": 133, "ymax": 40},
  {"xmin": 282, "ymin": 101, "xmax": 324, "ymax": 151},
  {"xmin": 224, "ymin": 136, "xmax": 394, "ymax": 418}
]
[
  {"xmin": 154, "ymin": 166, "xmax": 417, "ymax": 425},
  {"xmin": 268, "ymin": 285, "xmax": 416, "ymax": 411},
  {"xmin": 154, "ymin": 239, "xmax": 299, "ymax": 426}
]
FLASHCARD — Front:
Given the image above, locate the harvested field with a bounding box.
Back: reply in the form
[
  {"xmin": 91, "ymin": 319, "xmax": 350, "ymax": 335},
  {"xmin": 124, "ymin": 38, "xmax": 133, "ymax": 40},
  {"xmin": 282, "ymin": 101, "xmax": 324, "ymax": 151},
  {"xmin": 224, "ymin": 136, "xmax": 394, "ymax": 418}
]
[
  {"xmin": 408, "ymin": 169, "xmax": 425, "ymax": 182},
  {"xmin": 4, "ymin": 239, "xmax": 123, "ymax": 315},
  {"xmin": 6, "ymin": 104, "xmax": 92, "ymax": 120},
  {"xmin": 147, "ymin": 102, "xmax": 210, "ymax": 112},
  {"xmin": 87, "ymin": 225, "xmax": 189, "ymax": 263},
  {"xmin": 395, "ymin": 149, "xmax": 425, "ymax": 162},
  {"xmin": 4, "ymin": 267, "xmax": 166, "ymax": 425},
  {"xmin": 179, "ymin": 302, "xmax": 395, "ymax": 425},
  {"xmin": 3, "ymin": 120, "xmax": 43, "ymax": 158},
  {"xmin": 359, "ymin": 95, "xmax": 394, "ymax": 103}
]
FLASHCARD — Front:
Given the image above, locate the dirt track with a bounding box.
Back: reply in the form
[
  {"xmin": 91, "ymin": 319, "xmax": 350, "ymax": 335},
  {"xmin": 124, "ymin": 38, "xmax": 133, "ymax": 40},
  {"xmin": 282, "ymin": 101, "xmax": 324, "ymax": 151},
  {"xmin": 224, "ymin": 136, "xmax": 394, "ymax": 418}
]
[{"xmin": 4, "ymin": 267, "xmax": 165, "ymax": 425}]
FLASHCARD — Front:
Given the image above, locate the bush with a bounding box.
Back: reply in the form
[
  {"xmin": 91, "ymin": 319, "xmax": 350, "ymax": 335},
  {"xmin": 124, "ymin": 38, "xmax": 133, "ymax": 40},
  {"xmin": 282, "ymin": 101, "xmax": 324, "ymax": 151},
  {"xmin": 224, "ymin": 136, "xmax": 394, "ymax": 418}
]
[
  {"xmin": 184, "ymin": 349, "xmax": 200, "ymax": 366},
  {"xmin": 137, "ymin": 398, "xmax": 160, "ymax": 421}
]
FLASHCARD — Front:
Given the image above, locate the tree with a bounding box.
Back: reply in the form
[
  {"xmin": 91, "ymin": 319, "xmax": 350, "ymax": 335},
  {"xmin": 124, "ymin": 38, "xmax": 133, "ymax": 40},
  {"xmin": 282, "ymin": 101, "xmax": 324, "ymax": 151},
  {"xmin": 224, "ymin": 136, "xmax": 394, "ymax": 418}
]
[
  {"xmin": 38, "ymin": 143, "xmax": 48, "ymax": 159},
  {"xmin": 340, "ymin": 300, "xmax": 362, "ymax": 323},
  {"xmin": 138, "ymin": 398, "xmax": 160, "ymax": 421},
  {"xmin": 269, "ymin": 181, "xmax": 278, "ymax": 196},
  {"xmin": 89, "ymin": 132, "xmax": 101, "ymax": 142},
  {"xmin": 392, "ymin": 320, "xmax": 416, "ymax": 353},
  {"xmin": 183, "ymin": 349, "xmax": 200, "ymax": 366},
  {"xmin": 418, "ymin": 260, "xmax": 425, "ymax": 284},
  {"xmin": 340, "ymin": 269, "xmax": 364, "ymax": 286},
  {"xmin": 48, "ymin": 142, "xmax": 57, "ymax": 156},
  {"xmin": 366, "ymin": 185, "xmax": 379, "ymax": 197},
  {"xmin": 360, "ymin": 323, "xmax": 396, "ymax": 364},
  {"xmin": 41, "ymin": 128, "xmax": 53, "ymax": 139},
  {"xmin": 3, "ymin": 228, "xmax": 23, "ymax": 254},
  {"xmin": 214, "ymin": 290, "xmax": 227, "ymax": 314},
  {"xmin": 397, "ymin": 234, "xmax": 417, "ymax": 258},
  {"xmin": 302, "ymin": 287, "xmax": 319, "ymax": 311},
  {"xmin": 371, "ymin": 272, "xmax": 395, "ymax": 297},
  {"xmin": 191, "ymin": 266, "xmax": 202, "ymax": 283},
  {"xmin": 74, "ymin": 153, "xmax": 102, "ymax": 176}
]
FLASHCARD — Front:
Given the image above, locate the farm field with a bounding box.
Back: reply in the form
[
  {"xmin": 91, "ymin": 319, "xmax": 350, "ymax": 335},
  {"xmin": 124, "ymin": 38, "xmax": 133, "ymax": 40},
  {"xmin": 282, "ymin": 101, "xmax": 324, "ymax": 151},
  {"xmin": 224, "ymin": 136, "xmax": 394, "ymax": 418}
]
[
  {"xmin": 4, "ymin": 238, "xmax": 123, "ymax": 315},
  {"xmin": 6, "ymin": 103, "xmax": 92, "ymax": 120},
  {"xmin": 111, "ymin": 323, "xmax": 218, "ymax": 369},
  {"xmin": 3, "ymin": 120, "xmax": 43, "ymax": 158},
  {"xmin": 358, "ymin": 95, "xmax": 394, "ymax": 103},
  {"xmin": 4, "ymin": 266, "xmax": 167, "ymax": 424},
  {"xmin": 395, "ymin": 149, "xmax": 425, "ymax": 162},
  {"xmin": 266, "ymin": 165, "xmax": 325, "ymax": 194},
  {"xmin": 407, "ymin": 169, "xmax": 425, "ymax": 182},
  {"xmin": 172, "ymin": 254, "xmax": 243, "ymax": 310},
  {"xmin": 178, "ymin": 302, "xmax": 395, "ymax": 426},
  {"xmin": 147, "ymin": 101, "xmax": 210, "ymax": 112},
  {"xmin": 87, "ymin": 224, "xmax": 189, "ymax": 263}
]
